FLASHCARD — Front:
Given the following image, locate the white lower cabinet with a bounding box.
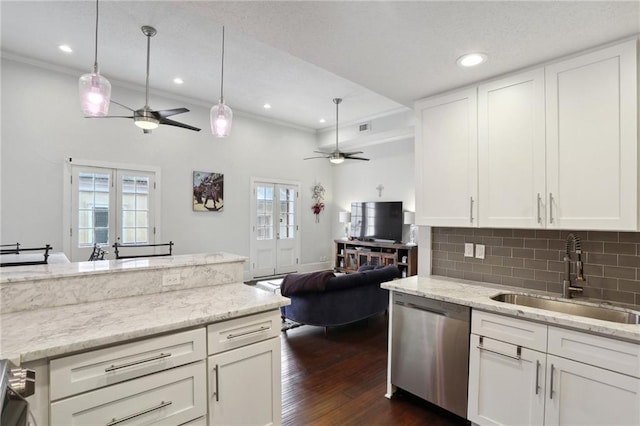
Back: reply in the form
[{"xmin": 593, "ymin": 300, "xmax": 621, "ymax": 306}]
[
  {"xmin": 208, "ymin": 337, "xmax": 281, "ymax": 426},
  {"xmin": 468, "ymin": 335, "xmax": 545, "ymax": 426},
  {"xmin": 468, "ymin": 311, "xmax": 640, "ymax": 426},
  {"xmin": 50, "ymin": 361, "xmax": 207, "ymax": 425},
  {"xmin": 544, "ymin": 355, "xmax": 640, "ymax": 426},
  {"xmin": 207, "ymin": 310, "xmax": 282, "ymax": 426}
]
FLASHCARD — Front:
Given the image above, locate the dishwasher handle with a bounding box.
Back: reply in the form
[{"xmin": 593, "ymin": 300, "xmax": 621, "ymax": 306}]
[{"xmin": 395, "ymin": 301, "xmax": 449, "ymax": 317}]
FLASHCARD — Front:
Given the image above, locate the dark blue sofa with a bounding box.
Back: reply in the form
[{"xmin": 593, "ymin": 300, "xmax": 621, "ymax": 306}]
[{"xmin": 280, "ymin": 265, "xmax": 401, "ymax": 329}]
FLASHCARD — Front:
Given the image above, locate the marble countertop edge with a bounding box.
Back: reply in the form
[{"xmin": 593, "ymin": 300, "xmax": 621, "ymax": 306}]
[
  {"xmin": 382, "ymin": 275, "xmax": 640, "ymax": 343},
  {"xmin": 0, "ymin": 252, "xmax": 248, "ymax": 284},
  {"xmin": 0, "ymin": 283, "xmax": 289, "ymax": 364}
]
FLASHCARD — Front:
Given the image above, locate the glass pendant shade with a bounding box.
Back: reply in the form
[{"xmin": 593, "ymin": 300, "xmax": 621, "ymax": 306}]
[
  {"xmin": 211, "ymin": 101, "xmax": 233, "ymax": 137},
  {"xmin": 79, "ymin": 70, "xmax": 111, "ymax": 116}
]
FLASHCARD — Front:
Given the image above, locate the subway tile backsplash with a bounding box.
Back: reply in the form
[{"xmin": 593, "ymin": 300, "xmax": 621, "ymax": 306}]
[{"xmin": 431, "ymin": 227, "xmax": 640, "ymax": 307}]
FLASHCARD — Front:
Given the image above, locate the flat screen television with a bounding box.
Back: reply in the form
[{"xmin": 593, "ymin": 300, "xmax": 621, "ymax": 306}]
[{"xmin": 350, "ymin": 201, "xmax": 403, "ymax": 242}]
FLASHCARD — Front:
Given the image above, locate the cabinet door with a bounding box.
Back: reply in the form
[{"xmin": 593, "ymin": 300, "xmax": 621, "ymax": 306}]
[
  {"xmin": 468, "ymin": 334, "xmax": 545, "ymax": 426},
  {"xmin": 415, "ymin": 88, "xmax": 478, "ymax": 227},
  {"xmin": 545, "ymin": 354, "xmax": 640, "ymax": 426},
  {"xmin": 478, "ymin": 69, "xmax": 546, "ymax": 228},
  {"xmin": 546, "ymin": 39, "xmax": 638, "ymax": 230},
  {"xmin": 209, "ymin": 337, "xmax": 281, "ymax": 426}
]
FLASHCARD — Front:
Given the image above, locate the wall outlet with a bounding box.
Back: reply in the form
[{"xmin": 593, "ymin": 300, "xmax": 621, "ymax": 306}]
[
  {"xmin": 320, "ymin": 256, "xmax": 327, "ymax": 262},
  {"xmin": 464, "ymin": 243, "xmax": 474, "ymax": 258},
  {"xmin": 475, "ymin": 244, "xmax": 486, "ymax": 259},
  {"xmin": 162, "ymin": 273, "xmax": 181, "ymax": 287}
]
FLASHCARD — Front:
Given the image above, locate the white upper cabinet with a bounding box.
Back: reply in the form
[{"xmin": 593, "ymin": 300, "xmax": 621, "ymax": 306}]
[
  {"xmin": 415, "ymin": 38, "xmax": 638, "ymax": 230},
  {"xmin": 546, "ymin": 39, "xmax": 638, "ymax": 230},
  {"xmin": 478, "ymin": 69, "xmax": 546, "ymax": 228},
  {"xmin": 415, "ymin": 88, "xmax": 478, "ymax": 227}
]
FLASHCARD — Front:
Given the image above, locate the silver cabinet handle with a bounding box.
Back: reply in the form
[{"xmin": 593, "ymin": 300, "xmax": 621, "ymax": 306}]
[
  {"xmin": 105, "ymin": 352, "xmax": 171, "ymax": 372},
  {"xmin": 227, "ymin": 326, "xmax": 269, "ymax": 339},
  {"xmin": 470, "ymin": 196, "xmax": 474, "ymax": 224},
  {"xmin": 549, "ymin": 363, "xmax": 555, "ymax": 399},
  {"xmin": 549, "ymin": 193, "xmax": 554, "ymax": 224},
  {"xmin": 106, "ymin": 400, "xmax": 172, "ymax": 425},
  {"xmin": 212, "ymin": 364, "xmax": 220, "ymax": 402},
  {"xmin": 478, "ymin": 336, "xmax": 521, "ymax": 360},
  {"xmin": 535, "ymin": 360, "xmax": 541, "ymax": 395},
  {"xmin": 537, "ymin": 193, "xmax": 542, "ymax": 224}
]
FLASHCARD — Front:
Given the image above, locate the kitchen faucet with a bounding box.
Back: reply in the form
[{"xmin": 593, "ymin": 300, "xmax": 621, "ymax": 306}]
[{"xmin": 562, "ymin": 233, "xmax": 585, "ymax": 298}]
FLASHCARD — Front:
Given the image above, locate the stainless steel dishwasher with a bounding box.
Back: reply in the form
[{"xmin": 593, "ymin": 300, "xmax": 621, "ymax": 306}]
[{"xmin": 391, "ymin": 292, "xmax": 470, "ymax": 418}]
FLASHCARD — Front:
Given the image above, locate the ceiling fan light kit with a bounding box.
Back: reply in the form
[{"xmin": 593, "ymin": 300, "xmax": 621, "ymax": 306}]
[
  {"xmin": 79, "ymin": 0, "xmax": 111, "ymax": 117},
  {"xmin": 85, "ymin": 25, "xmax": 201, "ymax": 134},
  {"xmin": 304, "ymin": 98, "xmax": 370, "ymax": 163},
  {"xmin": 211, "ymin": 26, "xmax": 233, "ymax": 137}
]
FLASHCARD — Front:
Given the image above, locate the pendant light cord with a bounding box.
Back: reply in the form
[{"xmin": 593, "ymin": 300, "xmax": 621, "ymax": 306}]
[
  {"xmin": 93, "ymin": 0, "xmax": 99, "ymax": 71},
  {"xmin": 220, "ymin": 26, "xmax": 225, "ymax": 103}
]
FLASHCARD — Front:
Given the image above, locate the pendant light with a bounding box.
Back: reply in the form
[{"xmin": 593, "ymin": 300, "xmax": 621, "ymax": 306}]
[
  {"xmin": 211, "ymin": 26, "xmax": 233, "ymax": 137},
  {"xmin": 78, "ymin": 0, "xmax": 111, "ymax": 116}
]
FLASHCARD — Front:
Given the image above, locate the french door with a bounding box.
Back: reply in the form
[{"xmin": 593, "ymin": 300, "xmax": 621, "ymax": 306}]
[
  {"xmin": 251, "ymin": 180, "xmax": 300, "ymax": 278},
  {"xmin": 69, "ymin": 165, "xmax": 156, "ymax": 261}
]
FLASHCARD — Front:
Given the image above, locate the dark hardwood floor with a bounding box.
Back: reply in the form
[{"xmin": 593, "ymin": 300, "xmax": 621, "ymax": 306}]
[{"xmin": 280, "ymin": 314, "xmax": 469, "ymax": 426}]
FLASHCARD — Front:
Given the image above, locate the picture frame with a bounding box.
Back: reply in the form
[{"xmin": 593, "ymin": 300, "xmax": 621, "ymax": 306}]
[{"xmin": 193, "ymin": 171, "xmax": 224, "ymax": 212}]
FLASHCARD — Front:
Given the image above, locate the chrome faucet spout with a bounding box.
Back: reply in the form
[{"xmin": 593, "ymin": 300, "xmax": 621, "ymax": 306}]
[{"xmin": 562, "ymin": 233, "xmax": 585, "ymax": 298}]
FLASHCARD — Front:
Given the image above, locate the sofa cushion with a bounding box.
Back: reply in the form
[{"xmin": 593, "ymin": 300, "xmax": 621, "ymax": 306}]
[
  {"xmin": 357, "ymin": 264, "xmax": 375, "ymax": 272},
  {"xmin": 325, "ymin": 265, "xmax": 400, "ymax": 291},
  {"xmin": 280, "ymin": 270, "xmax": 335, "ymax": 297}
]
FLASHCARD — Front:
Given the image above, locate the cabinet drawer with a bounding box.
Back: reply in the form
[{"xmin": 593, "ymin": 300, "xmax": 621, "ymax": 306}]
[
  {"xmin": 50, "ymin": 328, "xmax": 206, "ymax": 400},
  {"xmin": 472, "ymin": 310, "xmax": 547, "ymax": 352},
  {"xmin": 208, "ymin": 310, "xmax": 280, "ymax": 355},
  {"xmin": 50, "ymin": 360, "xmax": 207, "ymax": 426},
  {"xmin": 548, "ymin": 326, "xmax": 640, "ymax": 378}
]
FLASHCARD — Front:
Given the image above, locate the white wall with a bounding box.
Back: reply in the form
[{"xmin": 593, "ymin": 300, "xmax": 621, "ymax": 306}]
[
  {"xmin": 331, "ymin": 138, "xmax": 415, "ymax": 242},
  {"xmin": 0, "ymin": 58, "xmax": 334, "ymax": 274}
]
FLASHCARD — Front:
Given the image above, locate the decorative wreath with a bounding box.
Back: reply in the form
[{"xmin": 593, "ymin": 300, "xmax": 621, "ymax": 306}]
[{"xmin": 311, "ymin": 183, "xmax": 325, "ymax": 223}]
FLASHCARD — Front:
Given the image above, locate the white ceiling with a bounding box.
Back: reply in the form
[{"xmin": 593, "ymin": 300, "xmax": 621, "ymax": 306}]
[{"xmin": 1, "ymin": 1, "xmax": 639, "ymax": 131}]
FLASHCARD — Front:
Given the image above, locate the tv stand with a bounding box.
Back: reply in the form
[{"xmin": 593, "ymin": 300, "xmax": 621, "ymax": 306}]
[{"xmin": 334, "ymin": 239, "xmax": 418, "ymax": 277}]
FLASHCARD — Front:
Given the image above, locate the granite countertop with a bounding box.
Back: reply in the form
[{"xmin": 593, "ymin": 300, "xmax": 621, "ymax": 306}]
[
  {"xmin": 0, "ymin": 252, "xmax": 247, "ymax": 284},
  {"xmin": 0, "ymin": 283, "xmax": 289, "ymax": 364},
  {"xmin": 382, "ymin": 275, "xmax": 640, "ymax": 343}
]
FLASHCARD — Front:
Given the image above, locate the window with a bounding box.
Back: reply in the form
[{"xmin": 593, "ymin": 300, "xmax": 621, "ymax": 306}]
[{"xmin": 67, "ymin": 163, "xmax": 158, "ymax": 261}]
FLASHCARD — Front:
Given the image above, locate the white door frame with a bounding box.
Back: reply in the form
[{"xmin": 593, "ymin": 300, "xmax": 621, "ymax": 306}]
[
  {"xmin": 249, "ymin": 177, "xmax": 301, "ymax": 279},
  {"xmin": 63, "ymin": 158, "xmax": 161, "ymax": 260}
]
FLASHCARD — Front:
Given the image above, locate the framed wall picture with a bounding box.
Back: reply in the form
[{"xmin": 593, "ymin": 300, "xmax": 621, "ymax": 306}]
[{"xmin": 193, "ymin": 171, "xmax": 224, "ymax": 212}]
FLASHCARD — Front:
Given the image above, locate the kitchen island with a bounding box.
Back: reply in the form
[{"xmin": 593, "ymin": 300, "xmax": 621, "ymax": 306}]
[{"xmin": 1, "ymin": 253, "xmax": 290, "ymax": 425}]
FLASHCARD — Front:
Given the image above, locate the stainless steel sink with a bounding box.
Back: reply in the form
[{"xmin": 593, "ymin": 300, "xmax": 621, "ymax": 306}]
[{"xmin": 491, "ymin": 293, "xmax": 640, "ymax": 324}]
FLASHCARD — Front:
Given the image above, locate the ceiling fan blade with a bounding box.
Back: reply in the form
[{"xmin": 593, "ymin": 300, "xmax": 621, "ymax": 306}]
[
  {"xmin": 345, "ymin": 156, "xmax": 370, "ymax": 161},
  {"xmin": 342, "ymin": 151, "xmax": 364, "ymax": 156},
  {"xmin": 159, "ymin": 118, "xmax": 201, "ymax": 132},
  {"xmin": 304, "ymin": 156, "xmax": 330, "ymax": 160},
  {"xmin": 154, "ymin": 108, "xmax": 190, "ymax": 118},
  {"xmin": 110, "ymin": 100, "xmax": 136, "ymax": 111},
  {"xmin": 86, "ymin": 115, "xmax": 135, "ymax": 119}
]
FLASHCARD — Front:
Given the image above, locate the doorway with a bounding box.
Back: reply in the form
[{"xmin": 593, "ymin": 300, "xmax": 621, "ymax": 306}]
[{"xmin": 250, "ymin": 179, "xmax": 300, "ymax": 278}]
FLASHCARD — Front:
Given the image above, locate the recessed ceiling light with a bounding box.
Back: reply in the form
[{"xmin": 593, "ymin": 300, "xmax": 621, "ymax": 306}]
[
  {"xmin": 173, "ymin": 77, "xmax": 184, "ymax": 84},
  {"xmin": 456, "ymin": 53, "xmax": 488, "ymax": 67},
  {"xmin": 319, "ymin": 118, "xmax": 326, "ymax": 123},
  {"xmin": 58, "ymin": 45, "xmax": 73, "ymax": 53},
  {"xmin": 263, "ymin": 103, "xmax": 271, "ymax": 109}
]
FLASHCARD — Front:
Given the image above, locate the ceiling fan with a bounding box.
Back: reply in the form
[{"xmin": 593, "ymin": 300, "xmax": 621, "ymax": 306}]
[
  {"xmin": 87, "ymin": 25, "xmax": 201, "ymax": 134},
  {"xmin": 304, "ymin": 98, "xmax": 369, "ymax": 164}
]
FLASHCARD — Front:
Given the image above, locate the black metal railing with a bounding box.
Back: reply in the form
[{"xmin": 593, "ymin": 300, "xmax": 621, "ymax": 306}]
[
  {"xmin": 113, "ymin": 241, "xmax": 173, "ymax": 260},
  {"xmin": 0, "ymin": 243, "xmax": 52, "ymax": 267}
]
